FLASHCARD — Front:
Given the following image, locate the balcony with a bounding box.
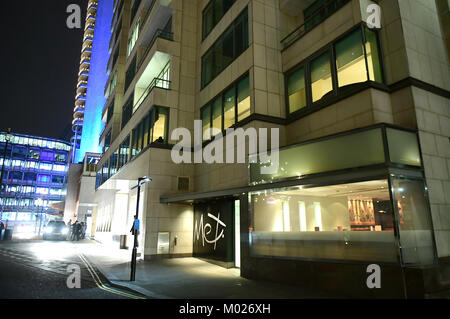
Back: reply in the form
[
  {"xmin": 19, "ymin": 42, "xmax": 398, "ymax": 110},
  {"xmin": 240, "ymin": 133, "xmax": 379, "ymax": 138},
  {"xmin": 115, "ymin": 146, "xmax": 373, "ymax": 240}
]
[{"xmin": 281, "ymin": 0, "xmax": 351, "ymax": 50}]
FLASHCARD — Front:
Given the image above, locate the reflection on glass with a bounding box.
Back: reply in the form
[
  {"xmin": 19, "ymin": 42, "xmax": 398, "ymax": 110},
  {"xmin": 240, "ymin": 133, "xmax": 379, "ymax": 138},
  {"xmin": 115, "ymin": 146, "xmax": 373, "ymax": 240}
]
[
  {"xmin": 288, "ymin": 67, "xmax": 306, "ymax": 113},
  {"xmin": 392, "ymin": 177, "xmax": 436, "ymax": 265},
  {"xmin": 311, "ymin": 52, "xmax": 333, "ymax": 102},
  {"xmin": 336, "ymin": 28, "xmax": 367, "ymax": 87},
  {"xmin": 250, "ymin": 179, "xmax": 397, "ymax": 262}
]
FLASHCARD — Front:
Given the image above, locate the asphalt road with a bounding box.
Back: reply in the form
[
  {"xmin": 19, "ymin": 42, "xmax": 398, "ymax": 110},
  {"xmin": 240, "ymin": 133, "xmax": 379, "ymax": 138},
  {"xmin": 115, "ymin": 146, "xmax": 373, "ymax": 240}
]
[{"xmin": 0, "ymin": 240, "xmax": 145, "ymax": 299}]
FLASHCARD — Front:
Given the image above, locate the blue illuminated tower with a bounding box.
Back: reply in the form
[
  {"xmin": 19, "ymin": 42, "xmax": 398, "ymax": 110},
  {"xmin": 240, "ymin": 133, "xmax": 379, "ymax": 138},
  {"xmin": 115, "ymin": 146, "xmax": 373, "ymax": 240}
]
[{"xmin": 72, "ymin": 0, "xmax": 114, "ymax": 163}]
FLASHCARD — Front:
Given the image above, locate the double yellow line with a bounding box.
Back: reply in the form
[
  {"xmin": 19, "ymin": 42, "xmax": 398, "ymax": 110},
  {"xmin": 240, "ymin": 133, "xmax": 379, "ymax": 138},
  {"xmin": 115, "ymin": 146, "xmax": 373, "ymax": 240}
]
[{"xmin": 78, "ymin": 253, "xmax": 146, "ymax": 299}]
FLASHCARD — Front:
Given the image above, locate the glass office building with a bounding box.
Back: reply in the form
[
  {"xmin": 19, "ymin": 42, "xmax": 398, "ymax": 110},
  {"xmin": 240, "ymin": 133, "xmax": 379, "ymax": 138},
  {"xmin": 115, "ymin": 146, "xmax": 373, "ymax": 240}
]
[{"xmin": 0, "ymin": 132, "xmax": 71, "ymax": 233}]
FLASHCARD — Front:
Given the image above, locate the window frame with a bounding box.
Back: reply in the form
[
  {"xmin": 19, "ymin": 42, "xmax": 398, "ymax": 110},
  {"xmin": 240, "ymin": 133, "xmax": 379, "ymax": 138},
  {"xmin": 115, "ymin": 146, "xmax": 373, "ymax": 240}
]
[
  {"xmin": 201, "ymin": 7, "xmax": 249, "ymax": 89},
  {"xmin": 202, "ymin": 0, "xmax": 236, "ymax": 41},
  {"xmin": 200, "ymin": 71, "xmax": 250, "ymax": 143},
  {"xmin": 285, "ymin": 24, "xmax": 385, "ymax": 119}
]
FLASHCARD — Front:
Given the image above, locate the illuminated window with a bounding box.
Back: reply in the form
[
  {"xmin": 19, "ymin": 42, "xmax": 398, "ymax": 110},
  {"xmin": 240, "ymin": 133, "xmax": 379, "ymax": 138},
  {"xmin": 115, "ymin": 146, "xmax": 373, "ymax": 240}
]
[
  {"xmin": 152, "ymin": 108, "xmax": 168, "ymax": 144},
  {"xmin": 38, "ymin": 175, "xmax": 51, "ymax": 183},
  {"xmin": 286, "ymin": 25, "xmax": 383, "ymax": 115},
  {"xmin": 250, "ymin": 179, "xmax": 398, "ymax": 262},
  {"xmin": 212, "ymin": 97, "xmax": 223, "ymax": 133},
  {"xmin": 287, "ymin": 67, "xmax": 306, "ymax": 113},
  {"xmin": 36, "ymin": 187, "xmax": 49, "ymax": 195},
  {"xmin": 39, "ymin": 163, "xmax": 52, "ymax": 171},
  {"xmin": 336, "ymin": 28, "xmax": 367, "ymax": 87},
  {"xmin": 53, "ymin": 165, "xmax": 66, "ymax": 172},
  {"xmin": 127, "ymin": 19, "xmax": 140, "ymax": 57},
  {"xmin": 237, "ymin": 75, "xmax": 250, "ymax": 121},
  {"xmin": 365, "ymin": 28, "xmax": 383, "ymax": 83},
  {"xmin": 224, "ymin": 87, "xmax": 236, "ymax": 129},
  {"xmin": 202, "ymin": 105, "xmax": 211, "ymax": 142},
  {"xmin": 55, "ymin": 153, "xmax": 67, "ymax": 163},
  {"xmin": 28, "ymin": 149, "xmax": 40, "ymax": 160},
  {"xmin": 311, "ymin": 52, "xmax": 333, "ymax": 102}
]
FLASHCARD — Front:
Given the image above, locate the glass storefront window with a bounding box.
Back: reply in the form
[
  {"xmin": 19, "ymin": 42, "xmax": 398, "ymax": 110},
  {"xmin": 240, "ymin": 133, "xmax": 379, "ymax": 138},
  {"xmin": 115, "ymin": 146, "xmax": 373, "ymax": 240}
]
[
  {"xmin": 336, "ymin": 28, "xmax": 367, "ymax": 87},
  {"xmin": 311, "ymin": 51, "xmax": 333, "ymax": 102},
  {"xmin": 250, "ymin": 179, "xmax": 398, "ymax": 263},
  {"xmin": 287, "ymin": 67, "xmax": 306, "ymax": 113},
  {"xmin": 237, "ymin": 75, "xmax": 250, "ymax": 121},
  {"xmin": 250, "ymin": 128, "xmax": 385, "ymax": 184},
  {"xmin": 391, "ymin": 177, "xmax": 436, "ymax": 265}
]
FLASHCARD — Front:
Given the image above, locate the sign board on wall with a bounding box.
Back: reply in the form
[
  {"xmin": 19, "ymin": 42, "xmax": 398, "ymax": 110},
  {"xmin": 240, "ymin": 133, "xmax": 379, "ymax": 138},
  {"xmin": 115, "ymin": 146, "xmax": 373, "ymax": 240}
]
[{"xmin": 193, "ymin": 200, "xmax": 234, "ymax": 263}]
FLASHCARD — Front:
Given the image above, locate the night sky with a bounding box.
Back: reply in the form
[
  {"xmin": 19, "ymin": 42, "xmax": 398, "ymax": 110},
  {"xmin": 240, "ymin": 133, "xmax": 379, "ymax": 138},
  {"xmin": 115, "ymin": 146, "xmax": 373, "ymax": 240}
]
[{"xmin": 0, "ymin": 0, "xmax": 89, "ymax": 141}]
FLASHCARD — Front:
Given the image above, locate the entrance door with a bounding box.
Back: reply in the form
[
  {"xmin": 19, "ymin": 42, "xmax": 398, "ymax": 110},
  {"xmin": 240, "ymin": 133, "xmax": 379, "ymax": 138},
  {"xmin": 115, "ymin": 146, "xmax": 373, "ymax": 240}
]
[{"xmin": 193, "ymin": 199, "xmax": 234, "ymax": 267}]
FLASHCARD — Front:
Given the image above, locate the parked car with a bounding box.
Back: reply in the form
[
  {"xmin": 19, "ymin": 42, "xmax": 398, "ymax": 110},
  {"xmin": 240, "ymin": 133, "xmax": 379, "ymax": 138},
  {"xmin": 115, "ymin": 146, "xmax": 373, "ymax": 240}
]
[{"xmin": 43, "ymin": 221, "xmax": 68, "ymax": 240}]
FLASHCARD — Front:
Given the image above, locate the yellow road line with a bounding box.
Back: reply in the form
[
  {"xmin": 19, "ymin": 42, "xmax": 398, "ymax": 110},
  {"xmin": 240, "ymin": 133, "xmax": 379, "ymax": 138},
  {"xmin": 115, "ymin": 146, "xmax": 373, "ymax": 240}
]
[{"xmin": 78, "ymin": 253, "xmax": 146, "ymax": 299}]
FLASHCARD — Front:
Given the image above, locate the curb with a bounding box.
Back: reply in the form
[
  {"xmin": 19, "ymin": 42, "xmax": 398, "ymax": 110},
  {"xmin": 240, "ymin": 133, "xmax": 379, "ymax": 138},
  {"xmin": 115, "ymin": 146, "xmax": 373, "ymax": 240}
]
[{"xmin": 81, "ymin": 252, "xmax": 171, "ymax": 299}]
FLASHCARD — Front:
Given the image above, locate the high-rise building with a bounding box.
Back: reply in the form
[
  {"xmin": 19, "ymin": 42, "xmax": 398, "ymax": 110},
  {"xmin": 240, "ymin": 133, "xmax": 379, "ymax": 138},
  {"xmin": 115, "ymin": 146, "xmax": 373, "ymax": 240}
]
[
  {"xmin": 0, "ymin": 132, "xmax": 71, "ymax": 234},
  {"xmin": 72, "ymin": 0, "xmax": 114, "ymax": 163},
  {"xmin": 77, "ymin": 0, "xmax": 449, "ymax": 297}
]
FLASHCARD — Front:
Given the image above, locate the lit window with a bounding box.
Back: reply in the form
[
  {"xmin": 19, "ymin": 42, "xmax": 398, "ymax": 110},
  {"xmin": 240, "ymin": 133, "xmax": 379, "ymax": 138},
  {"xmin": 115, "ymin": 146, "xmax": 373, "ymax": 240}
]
[
  {"xmin": 39, "ymin": 163, "xmax": 52, "ymax": 171},
  {"xmin": 202, "ymin": 105, "xmax": 211, "ymax": 142},
  {"xmin": 224, "ymin": 87, "xmax": 236, "ymax": 129},
  {"xmin": 53, "ymin": 165, "xmax": 66, "ymax": 172},
  {"xmin": 336, "ymin": 28, "xmax": 367, "ymax": 87},
  {"xmin": 36, "ymin": 187, "xmax": 49, "ymax": 195},
  {"xmin": 365, "ymin": 28, "xmax": 383, "ymax": 83},
  {"xmin": 311, "ymin": 52, "xmax": 333, "ymax": 103},
  {"xmin": 127, "ymin": 19, "xmax": 140, "ymax": 57},
  {"xmin": 237, "ymin": 75, "xmax": 250, "ymax": 121},
  {"xmin": 152, "ymin": 108, "xmax": 168, "ymax": 143},
  {"xmin": 287, "ymin": 67, "xmax": 306, "ymax": 113},
  {"xmin": 212, "ymin": 97, "xmax": 223, "ymax": 133}
]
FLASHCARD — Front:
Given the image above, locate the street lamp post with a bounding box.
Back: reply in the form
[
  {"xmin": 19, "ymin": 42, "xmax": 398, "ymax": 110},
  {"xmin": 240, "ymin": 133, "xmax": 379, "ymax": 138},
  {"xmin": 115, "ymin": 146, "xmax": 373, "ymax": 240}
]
[
  {"xmin": 130, "ymin": 176, "xmax": 152, "ymax": 282},
  {"xmin": 0, "ymin": 129, "xmax": 12, "ymax": 221}
]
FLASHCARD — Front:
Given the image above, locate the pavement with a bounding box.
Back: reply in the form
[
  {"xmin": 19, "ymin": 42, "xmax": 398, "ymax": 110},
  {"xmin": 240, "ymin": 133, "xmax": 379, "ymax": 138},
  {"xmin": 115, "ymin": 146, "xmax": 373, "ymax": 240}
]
[
  {"xmin": 81, "ymin": 239, "xmax": 344, "ymax": 299},
  {"xmin": 0, "ymin": 239, "xmax": 146, "ymax": 299}
]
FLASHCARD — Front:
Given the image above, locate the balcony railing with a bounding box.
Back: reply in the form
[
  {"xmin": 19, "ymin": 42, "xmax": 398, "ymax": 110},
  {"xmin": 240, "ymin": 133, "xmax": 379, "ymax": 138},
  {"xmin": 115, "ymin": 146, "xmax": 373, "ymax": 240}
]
[
  {"xmin": 280, "ymin": 0, "xmax": 350, "ymax": 50},
  {"xmin": 133, "ymin": 77, "xmax": 171, "ymax": 111}
]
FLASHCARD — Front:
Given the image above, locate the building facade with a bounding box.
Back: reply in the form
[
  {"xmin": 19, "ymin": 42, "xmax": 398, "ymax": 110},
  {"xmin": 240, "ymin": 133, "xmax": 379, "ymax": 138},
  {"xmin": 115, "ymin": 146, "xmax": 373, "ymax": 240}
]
[
  {"xmin": 72, "ymin": 0, "xmax": 114, "ymax": 163},
  {"xmin": 0, "ymin": 132, "xmax": 71, "ymax": 234},
  {"xmin": 87, "ymin": 0, "xmax": 449, "ymax": 297}
]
